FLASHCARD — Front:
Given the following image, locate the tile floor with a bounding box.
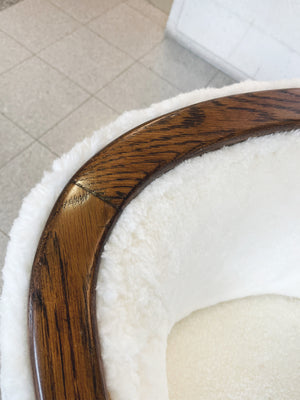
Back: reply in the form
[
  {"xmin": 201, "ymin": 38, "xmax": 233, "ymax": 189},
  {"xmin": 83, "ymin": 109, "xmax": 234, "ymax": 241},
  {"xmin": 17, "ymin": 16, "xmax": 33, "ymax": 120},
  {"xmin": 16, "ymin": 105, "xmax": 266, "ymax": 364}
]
[
  {"xmin": 0, "ymin": 0, "xmax": 236, "ymax": 280},
  {"xmin": 0, "ymin": 0, "xmax": 20, "ymax": 11}
]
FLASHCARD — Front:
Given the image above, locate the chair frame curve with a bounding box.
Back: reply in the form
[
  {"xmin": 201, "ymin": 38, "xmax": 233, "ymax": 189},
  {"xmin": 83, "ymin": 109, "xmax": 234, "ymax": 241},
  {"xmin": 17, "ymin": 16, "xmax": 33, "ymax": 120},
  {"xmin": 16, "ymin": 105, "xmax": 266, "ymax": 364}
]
[{"xmin": 28, "ymin": 89, "xmax": 300, "ymax": 400}]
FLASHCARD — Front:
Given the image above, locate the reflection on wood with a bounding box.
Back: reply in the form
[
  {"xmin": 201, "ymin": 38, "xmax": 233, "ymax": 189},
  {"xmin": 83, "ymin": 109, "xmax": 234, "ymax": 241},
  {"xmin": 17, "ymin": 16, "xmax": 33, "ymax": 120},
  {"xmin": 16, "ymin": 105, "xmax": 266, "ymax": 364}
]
[{"xmin": 28, "ymin": 89, "xmax": 300, "ymax": 399}]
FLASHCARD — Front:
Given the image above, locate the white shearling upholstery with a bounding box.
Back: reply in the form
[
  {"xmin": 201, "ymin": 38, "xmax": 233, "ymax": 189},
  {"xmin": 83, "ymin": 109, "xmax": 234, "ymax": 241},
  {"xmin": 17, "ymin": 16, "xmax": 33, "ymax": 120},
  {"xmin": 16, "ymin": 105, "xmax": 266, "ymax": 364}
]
[
  {"xmin": 1, "ymin": 79, "xmax": 300, "ymax": 400},
  {"xmin": 98, "ymin": 129, "xmax": 300, "ymax": 400},
  {"xmin": 167, "ymin": 295, "xmax": 300, "ymax": 400}
]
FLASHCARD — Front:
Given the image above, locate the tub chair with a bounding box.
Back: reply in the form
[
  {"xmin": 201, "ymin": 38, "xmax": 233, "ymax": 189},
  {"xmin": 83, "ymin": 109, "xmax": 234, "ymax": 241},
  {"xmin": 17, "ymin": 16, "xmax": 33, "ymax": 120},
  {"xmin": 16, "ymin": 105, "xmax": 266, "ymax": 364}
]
[{"xmin": 1, "ymin": 80, "xmax": 300, "ymax": 400}]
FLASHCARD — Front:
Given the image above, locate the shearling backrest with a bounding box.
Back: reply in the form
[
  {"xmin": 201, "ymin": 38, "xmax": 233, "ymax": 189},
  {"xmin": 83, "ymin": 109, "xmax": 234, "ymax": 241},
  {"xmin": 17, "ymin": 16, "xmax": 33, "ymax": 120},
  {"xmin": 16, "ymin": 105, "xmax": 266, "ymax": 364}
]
[{"xmin": 98, "ymin": 131, "xmax": 300, "ymax": 399}]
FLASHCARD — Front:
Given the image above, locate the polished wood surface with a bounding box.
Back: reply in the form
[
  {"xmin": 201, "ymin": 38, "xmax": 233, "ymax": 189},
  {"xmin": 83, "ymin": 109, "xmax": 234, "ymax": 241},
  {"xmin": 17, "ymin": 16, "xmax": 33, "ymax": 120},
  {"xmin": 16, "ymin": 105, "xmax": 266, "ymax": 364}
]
[{"xmin": 29, "ymin": 89, "xmax": 300, "ymax": 399}]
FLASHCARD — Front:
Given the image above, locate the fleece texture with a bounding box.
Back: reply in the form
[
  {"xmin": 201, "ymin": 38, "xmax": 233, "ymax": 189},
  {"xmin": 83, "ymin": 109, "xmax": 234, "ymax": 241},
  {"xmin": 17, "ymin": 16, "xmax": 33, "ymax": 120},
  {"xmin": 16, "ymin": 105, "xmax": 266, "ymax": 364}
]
[
  {"xmin": 1, "ymin": 79, "xmax": 300, "ymax": 400},
  {"xmin": 167, "ymin": 295, "xmax": 300, "ymax": 400},
  {"xmin": 98, "ymin": 128, "xmax": 300, "ymax": 400}
]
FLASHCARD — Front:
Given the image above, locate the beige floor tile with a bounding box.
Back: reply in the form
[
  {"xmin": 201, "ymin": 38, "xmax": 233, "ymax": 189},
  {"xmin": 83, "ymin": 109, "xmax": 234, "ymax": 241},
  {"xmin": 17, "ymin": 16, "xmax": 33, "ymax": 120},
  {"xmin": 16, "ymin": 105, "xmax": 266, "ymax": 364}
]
[
  {"xmin": 0, "ymin": 0, "xmax": 80, "ymax": 52},
  {"xmin": 148, "ymin": 0, "xmax": 172, "ymax": 14},
  {"xmin": 126, "ymin": 0, "xmax": 168, "ymax": 27},
  {"xmin": 0, "ymin": 142, "xmax": 56, "ymax": 234},
  {"xmin": 0, "ymin": 171, "xmax": 25, "ymax": 235},
  {"xmin": 0, "ymin": 30, "xmax": 32, "ymax": 74},
  {"xmin": 0, "ymin": 113, "xmax": 33, "ymax": 168},
  {"xmin": 207, "ymin": 71, "xmax": 237, "ymax": 88},
  {"xmin": 96, "ymin": 62, "xmax": 179, "ymax": 113},
  {"xmin": 39, "ymin": 27, "xmax": 133, "ymax": 93},
  {"xmin": 88, "ymin": 3, "xmax": 164, "ymax": 59},
  {"xmin": 40, "ymin": 98, "xmax": 118, "ymax": 156},
  {"xmin": 48, "ymin": 0, "xmax": 123, "ymax": 23},
  {"xmin": 141, "ymin": 38, "xmax": 218, "ymax": 92},
  {"xmin": 0, "ymin": 57, "xmax": 89, "ymax": 138}
]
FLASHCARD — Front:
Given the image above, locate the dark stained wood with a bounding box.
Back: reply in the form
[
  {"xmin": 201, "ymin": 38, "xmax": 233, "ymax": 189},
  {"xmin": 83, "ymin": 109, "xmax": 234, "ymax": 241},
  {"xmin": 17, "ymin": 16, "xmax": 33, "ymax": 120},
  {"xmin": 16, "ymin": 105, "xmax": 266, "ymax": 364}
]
[
  {"xmin": 29, "ymin": 89, "xmax": 300, "ymax": 400},
  {"xmin": 29, "ymin": 185, "xmax": 114, "ymax": 400}
]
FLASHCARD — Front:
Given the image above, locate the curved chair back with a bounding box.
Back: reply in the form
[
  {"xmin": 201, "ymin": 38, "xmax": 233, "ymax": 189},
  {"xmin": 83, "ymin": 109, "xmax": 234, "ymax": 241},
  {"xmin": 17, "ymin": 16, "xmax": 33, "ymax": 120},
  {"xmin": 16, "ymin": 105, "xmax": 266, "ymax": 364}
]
[{"xmin": 29, "ymin": 89, "xmax": 300, "ymax": 399}]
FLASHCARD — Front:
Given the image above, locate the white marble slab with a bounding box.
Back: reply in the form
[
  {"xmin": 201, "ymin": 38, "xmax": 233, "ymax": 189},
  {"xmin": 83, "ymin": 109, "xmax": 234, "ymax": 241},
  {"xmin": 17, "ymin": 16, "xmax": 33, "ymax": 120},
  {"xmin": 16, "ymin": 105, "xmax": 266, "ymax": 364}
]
[{"xmin": 167, "ymin": 0, "xmax": 300, "ymax": 80}]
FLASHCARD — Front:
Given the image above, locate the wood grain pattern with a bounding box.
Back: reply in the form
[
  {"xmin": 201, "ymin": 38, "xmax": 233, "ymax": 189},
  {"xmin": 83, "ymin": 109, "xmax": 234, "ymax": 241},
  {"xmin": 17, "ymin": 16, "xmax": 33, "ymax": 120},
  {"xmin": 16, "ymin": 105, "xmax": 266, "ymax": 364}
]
[{"xmin": 29, "ymin": 89, "xmax": 300, "ymax": 400}]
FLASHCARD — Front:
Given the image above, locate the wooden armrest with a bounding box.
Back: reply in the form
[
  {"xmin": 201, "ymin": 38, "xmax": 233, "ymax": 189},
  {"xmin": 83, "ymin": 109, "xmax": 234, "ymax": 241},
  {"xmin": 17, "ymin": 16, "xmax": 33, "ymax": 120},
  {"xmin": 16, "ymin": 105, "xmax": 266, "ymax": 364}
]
[{"xmin": 28, "ymin": 89, "xmax": 300, "ymax": 400}]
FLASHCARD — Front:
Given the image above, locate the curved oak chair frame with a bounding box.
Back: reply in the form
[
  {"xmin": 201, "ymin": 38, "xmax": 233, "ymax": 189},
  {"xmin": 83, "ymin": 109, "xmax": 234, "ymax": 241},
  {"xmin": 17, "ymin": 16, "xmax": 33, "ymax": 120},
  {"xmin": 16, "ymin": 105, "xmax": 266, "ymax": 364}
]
[{"xmin": 28, "ymin": 89, "xmax": 300, "ymax": 400}]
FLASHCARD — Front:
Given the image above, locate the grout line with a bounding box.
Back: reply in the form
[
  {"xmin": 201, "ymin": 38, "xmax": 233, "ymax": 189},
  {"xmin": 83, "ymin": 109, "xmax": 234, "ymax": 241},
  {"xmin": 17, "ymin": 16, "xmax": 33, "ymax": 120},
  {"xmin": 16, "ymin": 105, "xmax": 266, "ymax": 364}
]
[
  {"xmin": 0, "ymin": 26, "xmax": 34, "ymax": 55},
  {"xmin": 92, "ymin": 35, "xmax": 169, "ymax": 102},
  {"xmin": 227, "ymin": 22, "xmax": 253, "ymax": 59},
  {"xmin": 43, "ymin": 0, "xmax": 88, "ymax": 23},
  {"xmin": 136, "ymin": 58, "xmax": 186, "ymax": 93},
  {"xmin": 0, "ymin": 137, "xmax": 57, "ymax": 175},
  {"xmin": 38, "ymin": 94, "xmax": 120, "ymax": 141},
  {"xmin": 125, "ymin": 0, "xmax": 168, "ymax": 28},
  {"xmin": 0, "ymin": 107, "xmax": 42, "ymax": 141},
  {"xmin": 36, "ymin": 139, "xmax": 60, "ymax": 158},
  {"xmin": 85, "ymin": 3, "xmax": 166, "ymax": 62},
  {"xmin": 138, "ymin": 35, "xmax": 220, "ymax": 91},
  {"xmin": 205, "ymin": 70, "xmax": 238, "ymax": 87},
  {"xmin": 91, "ymin": 95, "xmax": 120, "ymax": 115},
  {"xmin": 94, "ymin": 58, "xmax": 180, "ymax": 114},
  {"xmin": 0, "ymin": 140, "xmax": 35, "ymax": 172},
  {"xmin": 249, "ymin": 23, "xmax": 300, "ymax": 57},
  {"xmin": 1, "ymin": 0, "xmax": 219, "ymax": 137},
  {"xmin": 35, "ymin": 53, "xmax": 98, "ymax": 97},
  {"xmin": 0, "ymin": 229, "xmax": 9, "ymax": 238},
  {"xmin": 214, "ymin": 0, "xmax": 253, "ymax": 25},
  {"xmin": 92, "ymin": 58, "xmax": 136, "ymax": 95},
  {"xmin": 34, "ymin": 24, "xmax": 82, "ymax": 56},
  {"xmin": 138, "ymin": 34, "xmax": 164, "ymax": 61},
  {"xmin": 0, "ymin": 138, "xmax": 40, "ymax": 170},
  {"xmin": 0, "ymin": 0, "xmax": 72, "ymax": 55},
  {"xmin": 213, "ymin": 0, "xmax": 300, "ymax": 56},
  {"xmin": 83, "ymin": 0, "xmax": 126, "ymax": 26},
  {"xmin": 0, "ymin": 107, "xmax": 39, "ymax": 141},
  {"xmin": 86, "ymin": 23, "xmax": 139, "ymax": 61},
  {"xmin": 0, "ymin": 34, "xmax": 132, "ymax": 144},
  {"xmin": 32, "ymin": 21, "xmax": 140, "ymax": 107},
  {"xmin": 0, "ymin": 2, "xmax": 173, "ymax": 142},
  {"xmin": 0, "ymin": 48, "xmax": 34, "ymax": 76},
  {"xmin": 45, "ymin": 0, "xmax": 127, "ymax": 26},
  {"xmin": 37, "ymin": 95, "xmax": 93, "ymax": 139},
  {"xmin": 135, "ymin": 58, "xmax": 181, "ymax": 90},
  {"xmin": 0, "ymin": 52, "xmax": 33, "ymax": 76},
  {"xmin": 0, "ymin": 27, "xmax": 76, "ymax": 59},
  {"xmin": 0, "ymin": 3, "xmax": 81, "ymax": 55},
  {"xmin": 32, "ymin": 54, "xmax": 118, "ymax": 137},
  {"xmin": 205, "ymin": 70, "xmax": 220, "ymax": 87},
  {"xmin": 9, "ymin": 0, "xmax": 169, "ymax": 101},
  {"xmin": 136, "ymin": 32, "xmax": 166, "ymax": 62}
]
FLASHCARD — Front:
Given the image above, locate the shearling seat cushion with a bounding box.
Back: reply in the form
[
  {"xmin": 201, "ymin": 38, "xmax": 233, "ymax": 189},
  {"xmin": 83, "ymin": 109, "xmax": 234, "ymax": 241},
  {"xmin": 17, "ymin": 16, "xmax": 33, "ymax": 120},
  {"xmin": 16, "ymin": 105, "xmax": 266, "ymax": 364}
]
[
  {"xmin": 167, "ymin": 296, "xmax": 300, "ymax": 400},
  {"xmin": 1, "ymin": 79, "xmax": 300, "ymax": 400}
]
